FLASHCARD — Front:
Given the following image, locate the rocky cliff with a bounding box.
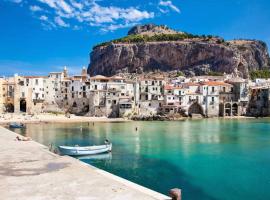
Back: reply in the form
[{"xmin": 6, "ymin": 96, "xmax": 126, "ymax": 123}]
[{"xmin": 88, "ymin": 24, "xmax": 270, "ymax": 78}]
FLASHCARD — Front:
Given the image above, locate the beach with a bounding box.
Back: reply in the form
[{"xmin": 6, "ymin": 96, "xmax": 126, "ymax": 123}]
[{"xmin": 0, "ymin": 113, "xmax": 130, "ymax": 125}]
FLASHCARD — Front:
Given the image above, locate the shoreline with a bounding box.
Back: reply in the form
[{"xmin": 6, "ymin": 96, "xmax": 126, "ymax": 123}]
[
  {"xmin": 0, "ymin": 113, "xmax": 130, "ymax": 125},
  {"xmin": 0, "ymin": 113, "xmax": 266, "ymax": 125}
]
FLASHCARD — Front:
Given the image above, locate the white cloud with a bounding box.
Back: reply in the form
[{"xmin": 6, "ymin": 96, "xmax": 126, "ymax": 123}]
[
  {"xmin": 38, "ymin": 0, "xmax": 57, "ymax": 9},
  {"xmin": 70, "ymin": 0, "xmax": 83, "ymax": 10},
  {"xmin": 54, "ymin": 16, "xmax": 70, "ymax": 27},
  {"xmin": 7, "ymin": 0, "xmax": 157, "ymax": 31},
  {"xmin": 39, "ymin": 15, "xmax": 48, "ymax": 21},
  {"xmin": 56, "ymin": 0, "xmax": 73, "ymax": 14},
  {"xmin": 30, "ymin": 5, "xmax": 42, "ymax": 12},
  {"xmin": 159, "ymin": 0, "xmax": 180, "ymax": 13}
]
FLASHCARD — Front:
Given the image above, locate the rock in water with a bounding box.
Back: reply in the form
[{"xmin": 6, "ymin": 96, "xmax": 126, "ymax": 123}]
[{"xmin": 88, "ymin": 24, "xmax": 270, "ymax": 78}]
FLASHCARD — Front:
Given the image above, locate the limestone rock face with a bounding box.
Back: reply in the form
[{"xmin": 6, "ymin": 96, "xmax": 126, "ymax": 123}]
[
  {"xmin": 88, "ymin": 25, "xmax": 270, "ymax": 78},
  {"xmin": 127, "ymin": 24, "xmax": 179, "ymax": 36}
]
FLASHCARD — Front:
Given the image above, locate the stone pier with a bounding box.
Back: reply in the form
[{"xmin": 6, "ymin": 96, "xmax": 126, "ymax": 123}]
[{"xmin": 0, "ymin": 126, "xmax": 170, "ymax": 200}]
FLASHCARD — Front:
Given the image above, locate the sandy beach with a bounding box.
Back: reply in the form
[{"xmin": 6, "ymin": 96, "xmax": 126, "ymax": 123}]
[{"xmin": 0, "ymin": 113, "xmax": 130, "ymax": 125}]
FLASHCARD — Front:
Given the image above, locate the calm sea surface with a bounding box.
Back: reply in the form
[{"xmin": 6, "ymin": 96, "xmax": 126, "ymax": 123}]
[{"xmin": 9, "ymin": 119, "xmax": 270, "ymax": 200}]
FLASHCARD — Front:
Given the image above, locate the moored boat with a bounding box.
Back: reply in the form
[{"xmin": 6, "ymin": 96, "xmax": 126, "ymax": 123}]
[
  {"xmin": 58, "ymin": 142, "xmax": 112, "ymax": 156},
  {"xmin": 9, "ymin": 123, "xmax": 25, "ymax": 128}
]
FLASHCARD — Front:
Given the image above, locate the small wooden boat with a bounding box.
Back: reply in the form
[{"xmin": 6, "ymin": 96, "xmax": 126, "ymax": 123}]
[
  {"xmin": 9, "ymin": 123, "xmax": 25, "ymax": 128},
  {"xmin": 58, "ymin": 142, "xmax": 112, "ymax": 156}
]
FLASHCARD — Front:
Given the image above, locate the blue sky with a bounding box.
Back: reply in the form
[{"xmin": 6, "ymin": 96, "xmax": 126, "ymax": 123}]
[{"xmin": 0, "ymin": 0, "xmax": 270, "ymax": 76}]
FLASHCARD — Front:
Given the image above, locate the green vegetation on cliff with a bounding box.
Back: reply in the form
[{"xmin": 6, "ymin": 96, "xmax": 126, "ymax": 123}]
[
  {"xmin": 250, "ymin": 69, "xmax": 270, "ymax": 80},
  {"xmin": 93, "ymin": 33, "xmax": 217, "ymax": 49}
]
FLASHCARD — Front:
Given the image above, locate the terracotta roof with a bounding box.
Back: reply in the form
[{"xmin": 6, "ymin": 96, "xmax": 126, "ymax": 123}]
[
  {"xmin": 164, "ymin": 85, "xmax": 173, "ymax": 90},
  {"xmin": 201, "ymin": 81, "xmax": 232, "ymax": 87}
]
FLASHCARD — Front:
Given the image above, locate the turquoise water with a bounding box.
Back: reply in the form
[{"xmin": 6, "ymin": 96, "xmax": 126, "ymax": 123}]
[{"xmin": 10, "ymin": 119, "xmax": 270, "ymax": 200}]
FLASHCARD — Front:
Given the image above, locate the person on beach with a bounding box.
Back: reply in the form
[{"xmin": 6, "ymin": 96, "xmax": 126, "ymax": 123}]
[{"xmin": 15, "ymin": 136, "xmax": 31, "ymax": 141}]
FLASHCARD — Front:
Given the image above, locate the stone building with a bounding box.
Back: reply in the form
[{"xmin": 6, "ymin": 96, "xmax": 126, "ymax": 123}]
[
  {"xmin": 138, "ymin": 77, "xmax": 165, "ymax": 116},
  {"xmin": 247, "ymin": 86, "xmax": 270, "ymax": 116},
  {"xmin": 225, "ymin": 77, "xmax": 250, "ymax": 116}
]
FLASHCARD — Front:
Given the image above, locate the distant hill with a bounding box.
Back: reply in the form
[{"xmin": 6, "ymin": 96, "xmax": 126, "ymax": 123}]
[{"xmin": 88, "ymin": 24, "xmax": 270, "ymax": 78}]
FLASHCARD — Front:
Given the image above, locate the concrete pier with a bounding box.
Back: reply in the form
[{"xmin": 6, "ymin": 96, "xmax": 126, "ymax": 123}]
[{"xmin": 0, "ymin": 126, "xmax": 170, "ymax": 200}]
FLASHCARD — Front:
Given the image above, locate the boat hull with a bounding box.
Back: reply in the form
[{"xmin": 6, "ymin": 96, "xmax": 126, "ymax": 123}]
[
  {"xmin": 58, "ymin": 144, "xmax": 112, "ymax": 156},
  {"xmin": 9, "ymin": 124, "xmax": 24, "ymax": 128}
]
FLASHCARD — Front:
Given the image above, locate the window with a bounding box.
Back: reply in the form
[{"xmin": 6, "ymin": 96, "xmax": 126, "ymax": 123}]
[
  {"xmin": 212, "ymin": 87, "xmax": 215, "ymax": 92},
  {"xmin": 212, "ymin": 97, "xmax": 214, "ymax": 102},
  {"xmin": 149, "ymin": 103, "xmax": 151, "ymax": 106},
  {"xmin": 35, "ymin": 79, "xmax": 38, "ymax": 85},
  {"xmin": 223, "ymin": 87, "xmax": 226, "ymax": 92}
]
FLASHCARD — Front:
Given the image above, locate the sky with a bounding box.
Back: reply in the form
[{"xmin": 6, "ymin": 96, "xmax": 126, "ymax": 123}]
[{"xmin": 0, "ymin": 0, "xmax": 270, "ymax": 76}]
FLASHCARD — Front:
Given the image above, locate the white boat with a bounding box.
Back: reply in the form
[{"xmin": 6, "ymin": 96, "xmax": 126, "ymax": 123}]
[{"xmin": 58, "ymin": 143, "xmax": 112, "ymax": 156}]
